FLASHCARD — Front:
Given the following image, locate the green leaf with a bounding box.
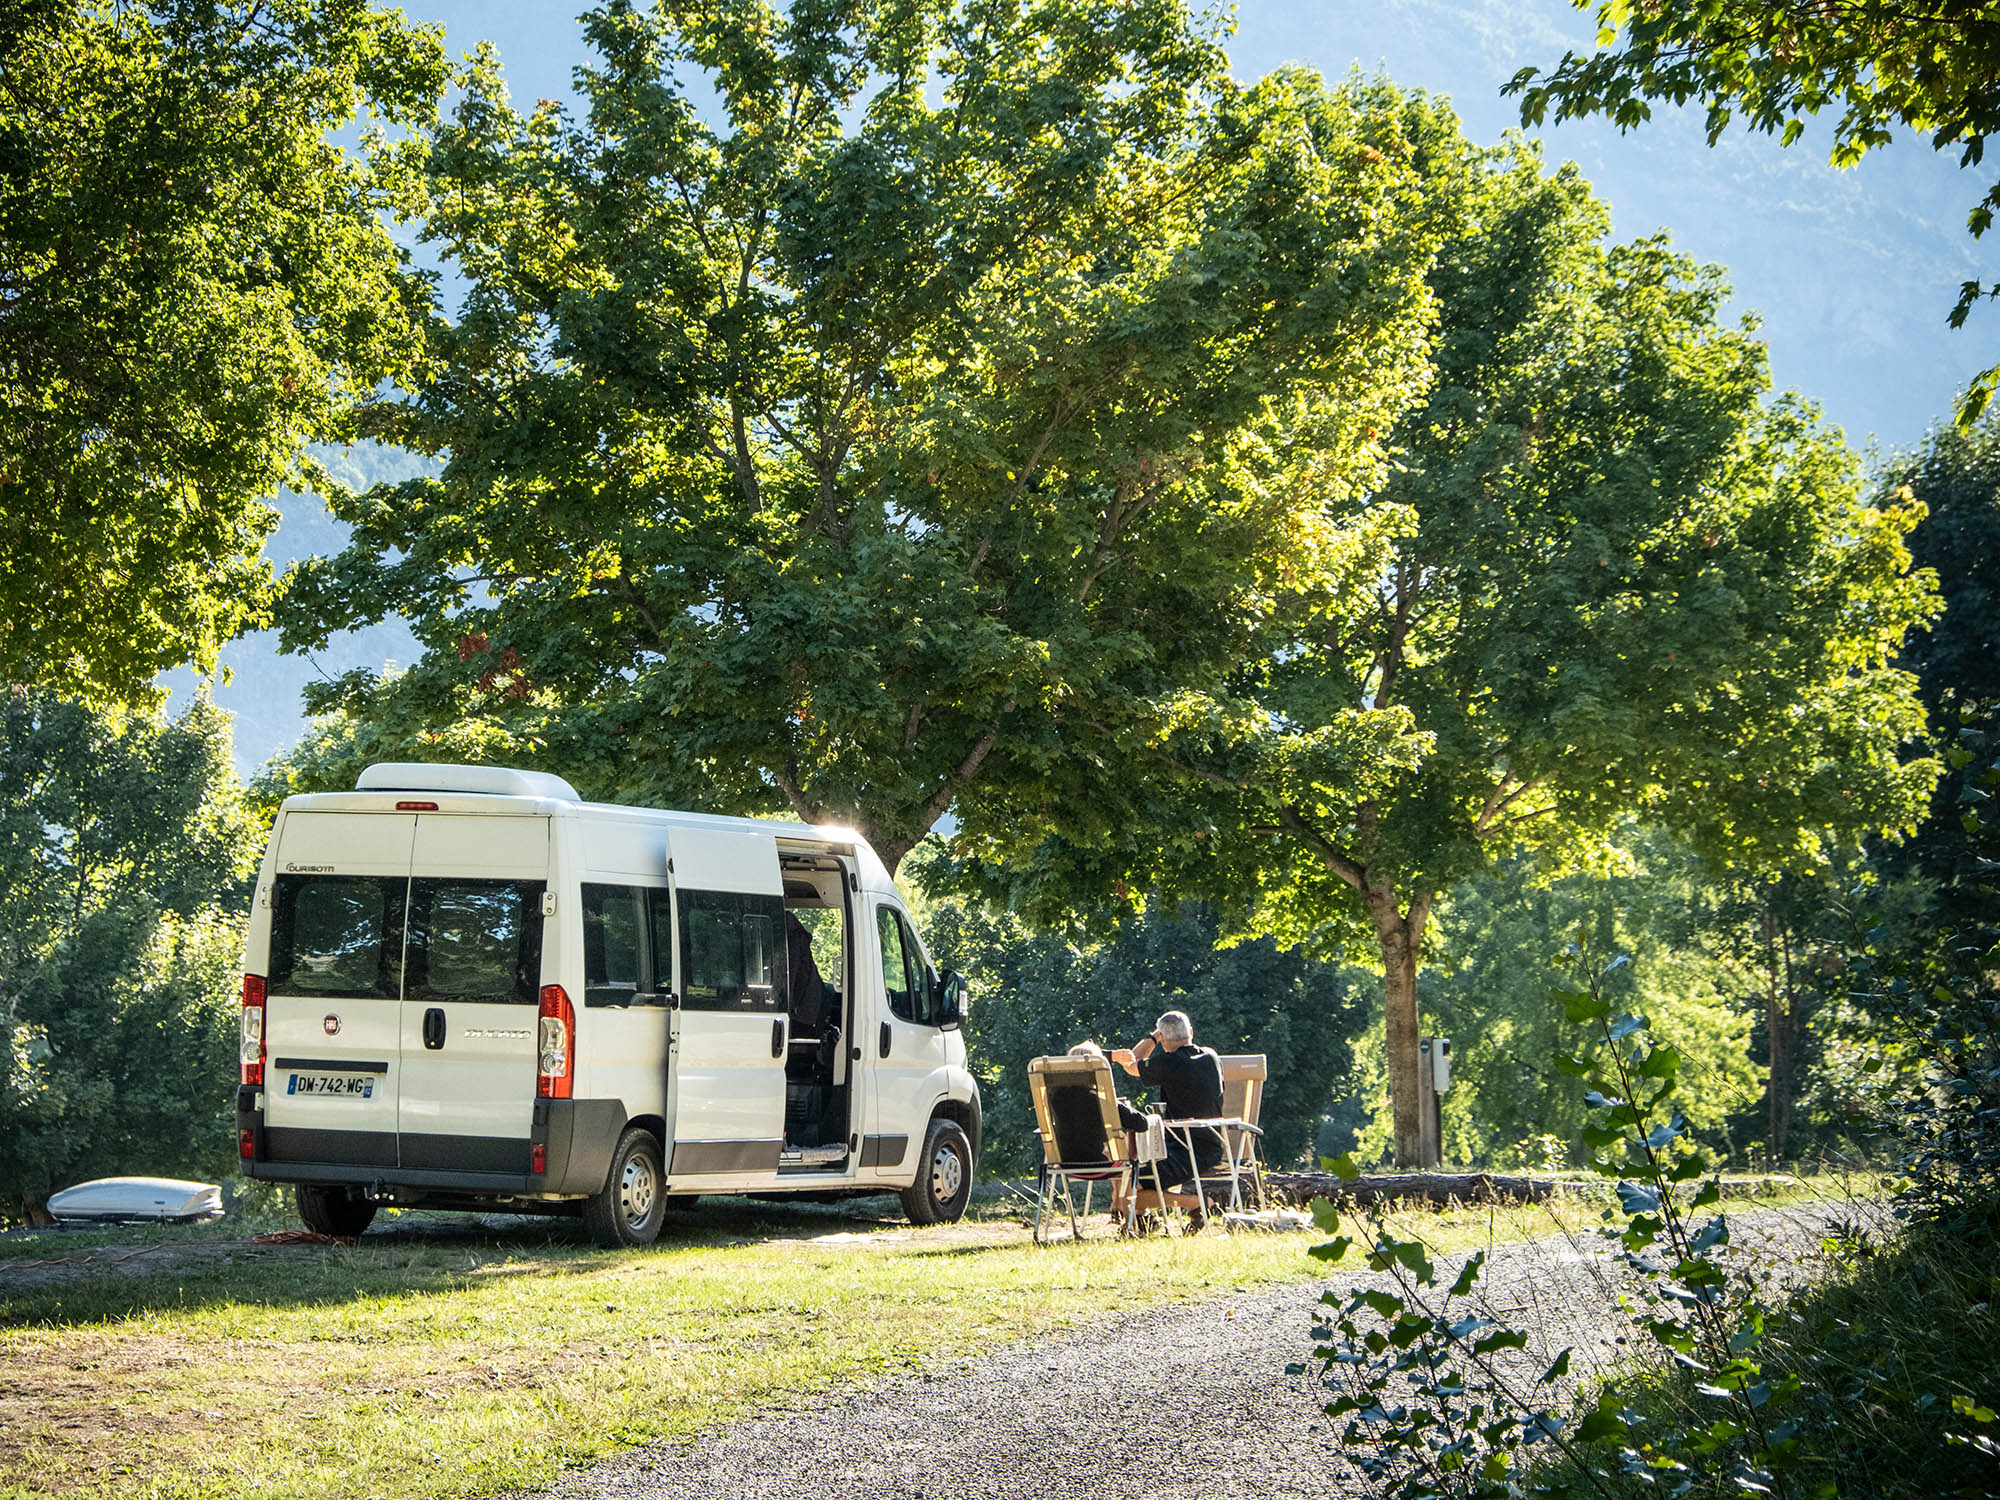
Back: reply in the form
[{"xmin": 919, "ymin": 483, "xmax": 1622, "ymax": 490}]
[
  {"xmin": 1539, "ymin": 1348, "xmax": 1574, "ymax": 1384},
  {"xmin": 1576, "ymin": 1406, "xmax": 1627, "ymax": 1443},
  {"xmin": 1616, "ymin": 1181, "xmax": 1661, "ymax": 1215},
  {"xmin": 1309, "ymin": 1236, "xmax": 1353, "ymax": 1263},
  {"xmin": 1564, "ymin": 991, "xmax": 1612, "ymax": 1024},
  {"xmin": 1953, "ymin": 1395, "xmax": 1998, "ymax": 1424},
  {"xmin": 1358, "ymin": 1290, "xmax": 1404, "ymax": 1319},
  {"xmin": 1449, "ymin": 1250, "xmax": 1486, "ymax": 1297}
]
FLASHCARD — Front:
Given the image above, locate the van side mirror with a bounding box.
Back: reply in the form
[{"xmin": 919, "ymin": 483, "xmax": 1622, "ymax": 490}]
[{"xmin": 937, "ymin": 969, "xmax": 967, "ymax": 1028}]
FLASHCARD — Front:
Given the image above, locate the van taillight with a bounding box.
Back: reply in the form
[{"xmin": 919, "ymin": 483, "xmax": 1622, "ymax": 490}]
[
  {"xmin": 240, "ymin": 974, "xmax": 267, "ymax": 1086},
  {"xmin": 537, "ymin": 984, "xmax": 574, "ymax": 1099}
]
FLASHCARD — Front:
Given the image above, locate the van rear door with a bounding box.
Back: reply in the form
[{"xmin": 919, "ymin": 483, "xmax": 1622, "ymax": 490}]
[
  {"xmin": 396, "ymin": 815, "xmax": 550, "ymax": 1172},
  {"xmin": 262, "ymin": 812, "xmax": 415, "ymax": 1168}
]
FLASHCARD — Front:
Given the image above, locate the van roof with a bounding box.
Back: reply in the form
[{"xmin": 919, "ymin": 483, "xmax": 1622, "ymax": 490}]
[
  {"xmin": 305, "ymin": 762, "xmax": 870, "ymax": 851},
  {"xmin": 357, "ymin": 762, "xmax": 580, "ymax": 800}
]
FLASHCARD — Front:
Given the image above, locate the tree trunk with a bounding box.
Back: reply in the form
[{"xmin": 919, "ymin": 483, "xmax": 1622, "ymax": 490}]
[
  {"xmin": 1369, "ymin": 882, "xmax": 1432, "ymax": 1168},
  {"xmin": 1767, "ymin": 919, "xmax": 1797, "ymax": 1166}
]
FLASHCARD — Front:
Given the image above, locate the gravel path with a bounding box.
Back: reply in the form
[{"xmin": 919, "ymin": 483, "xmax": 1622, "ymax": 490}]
[{"xmin": 525, "ymin": 1201, "xmax": 1870, "ymax": 1500}]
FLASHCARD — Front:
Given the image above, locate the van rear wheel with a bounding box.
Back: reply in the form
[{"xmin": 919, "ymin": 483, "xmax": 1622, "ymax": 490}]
[
  {"xmin": 901, "ymin": 1117, "xmax": 973, "ymax": 1226},
  {"xmin": 584, "ymin": 1127, "xmax": 666, "ymax": 1248},
  {"xmin": 296, "ymin": 1184, "xmax": 376, "ymax": 1239}
]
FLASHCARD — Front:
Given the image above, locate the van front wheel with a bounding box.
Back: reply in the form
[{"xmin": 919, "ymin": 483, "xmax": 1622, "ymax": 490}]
[
  {"xmin": 583, "ymin": 1127, "xmax": 666, "ymax": 1248},
  {"xmin": 296, "ymin": 1184, "xmax": 376, "ymax": 1239},
  {"xmin": 901, "ymin": 1117, "xmax": 973, "ymax": 1226}
]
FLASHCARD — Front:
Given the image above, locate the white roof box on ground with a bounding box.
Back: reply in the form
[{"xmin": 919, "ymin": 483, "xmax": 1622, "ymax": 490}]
[
  {"xmin": 47, "ymin": 1177, "xmax": 224, "ymax": 1224},
  {"xmin": 356, "ymin": 763, "xmax": 581, "ymax": 801}
]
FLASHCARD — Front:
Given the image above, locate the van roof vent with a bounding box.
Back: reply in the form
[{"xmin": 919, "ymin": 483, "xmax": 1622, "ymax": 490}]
[{"xmin": 355, "ymin": 762, "xmax": 581, "ymax": 802}]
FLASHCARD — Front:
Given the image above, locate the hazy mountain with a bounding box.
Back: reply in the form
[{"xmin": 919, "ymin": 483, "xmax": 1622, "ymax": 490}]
[{"xmin": 157, "ymin": 443, "xmax": 431, "ymax": 776}]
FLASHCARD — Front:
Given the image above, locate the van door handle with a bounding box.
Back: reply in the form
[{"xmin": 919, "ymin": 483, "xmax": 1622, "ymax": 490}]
[
  {"xmin": 879, "ymin": 1022, "xmax": 891, "ymax": 1059},
  {"xmin": 771, "ymin": 1019, "xmax": 785, "ymax": 1059},
  {"xmin": 423, "ymin": 1007, "xmax": 445, "ymax": 1050}
]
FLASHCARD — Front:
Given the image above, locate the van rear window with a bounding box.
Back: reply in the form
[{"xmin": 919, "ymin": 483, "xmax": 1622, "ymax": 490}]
[
  {"xmin": 407, "ymin": 879, "xmax": 545, "ymax": 1007},
  {"xmin": 269, "ymin": 876, "xmax": 405, "ymax": 998}
]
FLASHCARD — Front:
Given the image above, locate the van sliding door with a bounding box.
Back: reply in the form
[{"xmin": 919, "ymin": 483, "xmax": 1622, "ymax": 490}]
[{"xmin": 664, "ymin": 825, "xmax": 787, "ymax": 1179}]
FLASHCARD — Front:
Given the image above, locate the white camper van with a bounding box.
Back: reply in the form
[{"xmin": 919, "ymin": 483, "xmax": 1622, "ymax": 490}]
[{"xmin": 235, "ymin": 764, "xmax": 981, "ymax": 1246}]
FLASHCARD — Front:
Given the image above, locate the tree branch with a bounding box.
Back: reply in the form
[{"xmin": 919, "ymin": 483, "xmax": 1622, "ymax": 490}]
[
  {"xmin": 1278, "ymin": 804, "xmax": 1368, "ymax": 893},
  {"xmin": 915, "ymin": 701, "xmax": 1014, "ymax": 831}
]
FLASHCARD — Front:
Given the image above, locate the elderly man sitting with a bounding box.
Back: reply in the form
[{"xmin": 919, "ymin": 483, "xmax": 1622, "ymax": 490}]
[{"xmin": 1112, "ymin": 1009, "xmax": 1225, "ymax": 1230}]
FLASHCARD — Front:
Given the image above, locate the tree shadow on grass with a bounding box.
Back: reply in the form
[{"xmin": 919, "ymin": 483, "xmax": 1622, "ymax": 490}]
[{"xmin": 0, "ymin": 1191, "xmax": 1021, "ymax": 1328}]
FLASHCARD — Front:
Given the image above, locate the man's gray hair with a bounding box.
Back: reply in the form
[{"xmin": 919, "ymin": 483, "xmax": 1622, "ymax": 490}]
[{"xmin": 1157, "ymin": 1010, "xmax": 1193, "ymax": 1045}]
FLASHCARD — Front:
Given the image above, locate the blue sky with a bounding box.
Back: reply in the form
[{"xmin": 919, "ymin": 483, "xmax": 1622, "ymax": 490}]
[{"xmin": 176, "ymin": 0, "xmax": 1998, "ymax": 773}]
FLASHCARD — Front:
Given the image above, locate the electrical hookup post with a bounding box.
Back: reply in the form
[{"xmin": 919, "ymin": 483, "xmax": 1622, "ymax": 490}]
[{"xmin": 1413, "ymin": 1036, "xmax": 1453, "ymax": 1168}]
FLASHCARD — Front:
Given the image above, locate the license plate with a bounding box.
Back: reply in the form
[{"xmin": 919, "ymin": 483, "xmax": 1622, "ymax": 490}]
[{"xmin": 287, "ymin": 1073, "xmax": 375, "ymax": 1099}]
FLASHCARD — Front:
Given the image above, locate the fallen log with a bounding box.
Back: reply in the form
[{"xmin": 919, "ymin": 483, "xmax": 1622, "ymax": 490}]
[{"xmin": 1265, "ymin": 1170, "xmax": 1561, "ymax": 1208}]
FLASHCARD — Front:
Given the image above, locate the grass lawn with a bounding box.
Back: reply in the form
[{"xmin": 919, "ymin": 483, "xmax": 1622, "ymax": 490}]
[{"xmin": 0, "ymin": 1179, "xmax": 1835, "ymax": 1500}]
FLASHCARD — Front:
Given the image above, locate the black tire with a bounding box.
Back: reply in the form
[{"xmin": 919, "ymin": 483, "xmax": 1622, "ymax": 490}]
[
  {"xmin": 295, "ymin": 1184, "xmax": 376, "ymax": 1238},
  {"xmin": 900, "ymin": 1117, "xmax": 974, "ymax": 1226},
  {"xmin": 583, "ymin": 1127, "xmax": 666, "ymax": 1248}
]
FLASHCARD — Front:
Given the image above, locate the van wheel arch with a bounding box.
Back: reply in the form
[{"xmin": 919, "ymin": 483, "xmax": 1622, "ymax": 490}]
[{"xmin": 930, "ymin": 1096, "xmax": 981, "ymax": 1170}]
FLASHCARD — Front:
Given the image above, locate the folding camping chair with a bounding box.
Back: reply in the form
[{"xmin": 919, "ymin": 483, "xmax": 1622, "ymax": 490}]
[
  {"xmin": 1026, "ymin": 1054, "xmax": 1169, "ymax": 1243},
  {"xmin": 1213, "ymin": 1053, "xmax": 1270, "ymax": 1214}
]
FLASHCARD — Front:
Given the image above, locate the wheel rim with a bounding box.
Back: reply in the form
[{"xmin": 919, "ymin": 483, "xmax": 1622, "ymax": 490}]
[
  {"xmin": 620, "ymin": 1150, "xmax": 658, "ymax": 1227},
  {"xmin": 930, "ymin": 1140, "xmax": 964, "ymax": 1203}
]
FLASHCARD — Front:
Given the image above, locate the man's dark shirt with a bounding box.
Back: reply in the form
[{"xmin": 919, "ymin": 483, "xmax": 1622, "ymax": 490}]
[{"xmin": 1138, "ymin": 1043, "xmax": 1225, "ymax": 1164}]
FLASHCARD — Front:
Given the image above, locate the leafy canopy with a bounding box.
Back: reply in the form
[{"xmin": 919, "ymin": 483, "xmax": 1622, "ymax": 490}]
[
  {"xmin": 1506, "ymin": 0, "xmax": 2000, "ymax": 420},
  {"xmin": 954, "ymin": 130, "xmax": 1941, "ymax": 1162},
  {"xmin": 277, "ymin": 0, "xmax": 1450, "ymax": 867},
  {"xmin": 0, "ymin": 0, "xmax": 446, "ymax": 703}
]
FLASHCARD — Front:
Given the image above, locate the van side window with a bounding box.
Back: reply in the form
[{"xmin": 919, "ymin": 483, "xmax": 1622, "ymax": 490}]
[
  {"xmin": 678, "ymin": 890, "xmax": 788, "ymax": 1012},
  {"xmin": 407, "ymin": 879, "xmax": 544, "ymax": 1007},
  {"xmin": 583, "ymin": 883, "xmax": 649, "ymax": 1007},
  {"xmin": 877, "ymin": 905, "xmax": 922, "ymax": 1023},
  {"xmin": 880, "ymin": 906, "xmax": 944, "ymax": 1026},
  {"xmin": 269, "ymin": 875, "xmax": 404, "ymax": 999}
]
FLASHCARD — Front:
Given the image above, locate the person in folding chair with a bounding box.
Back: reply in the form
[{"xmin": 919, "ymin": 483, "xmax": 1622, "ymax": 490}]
[
  {"xmin": 1028, "ymin": 1043, "xmax": 1164, "ymax": 1242},
  {"xmin": 1112, "ymin": 1010, "xmax": 1225, "ymax": 1230}
]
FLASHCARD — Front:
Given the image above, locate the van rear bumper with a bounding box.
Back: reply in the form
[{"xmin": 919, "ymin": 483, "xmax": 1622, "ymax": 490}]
[{"xmin": 238, "ymin": 1093, "xmax": 626, "ymax": 1198}]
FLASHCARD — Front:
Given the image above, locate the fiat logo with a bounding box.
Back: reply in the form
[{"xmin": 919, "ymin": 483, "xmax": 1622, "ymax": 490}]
[{"xmin": 323, "ymin": 1015, "xmax": 341, "ymax": 1036}]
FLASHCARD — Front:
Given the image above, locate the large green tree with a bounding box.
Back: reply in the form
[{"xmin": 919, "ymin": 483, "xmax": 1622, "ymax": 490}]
[
  {"xmin": 1506, "ymin": 0, "xmax": 2000, "ymax": 420},
  {"xmin": 957, "ymin": 134, "xmax": 1941, "ymax": 1165},
  {"xmin": 0, "ymin": 692, "xmax": 261, "ymax": 1221},
  {"xmin": 275, "ymin": 2, "xmax": 1453, "ymax": 868},
  {"xmin": 0, "ymin": 0, "xmax": 446, "ymax": 702}
]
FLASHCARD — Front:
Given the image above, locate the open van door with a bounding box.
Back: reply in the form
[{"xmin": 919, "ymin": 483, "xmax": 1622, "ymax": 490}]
[{"xmin": 663, "ymin": 824, "xmax": 788, "ymax": 1178}]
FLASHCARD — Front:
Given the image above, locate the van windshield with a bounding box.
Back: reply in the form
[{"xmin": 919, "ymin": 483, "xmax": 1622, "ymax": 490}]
[{"xmin": 269, "ymin": 876, "xmax": 405, "ymax": 998}]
